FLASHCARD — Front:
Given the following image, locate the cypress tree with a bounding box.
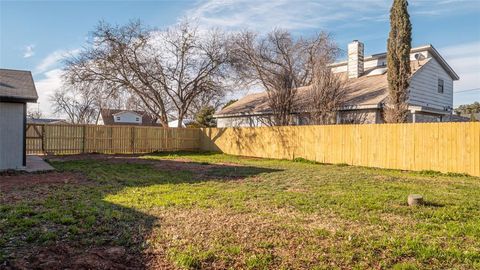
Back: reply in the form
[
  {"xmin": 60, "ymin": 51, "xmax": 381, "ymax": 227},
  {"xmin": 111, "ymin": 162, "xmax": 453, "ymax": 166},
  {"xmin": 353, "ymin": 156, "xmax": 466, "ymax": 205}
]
[{"xmin": 385, "ymin": 0, "xmax": 412, "ymax": 123}]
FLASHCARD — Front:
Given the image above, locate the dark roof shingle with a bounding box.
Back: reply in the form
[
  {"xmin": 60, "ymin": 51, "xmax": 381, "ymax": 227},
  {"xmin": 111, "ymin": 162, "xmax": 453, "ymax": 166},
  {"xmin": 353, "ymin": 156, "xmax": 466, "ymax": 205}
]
[{"xmin": 0, "ymin": 69, "xmax": 38, "ymax": 102}]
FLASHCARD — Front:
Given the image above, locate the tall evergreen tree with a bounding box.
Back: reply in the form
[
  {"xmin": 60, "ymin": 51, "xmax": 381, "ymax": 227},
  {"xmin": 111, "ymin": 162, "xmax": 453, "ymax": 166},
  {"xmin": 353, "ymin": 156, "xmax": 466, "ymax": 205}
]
[{"xmin": 385, "ymin": 0, "xmax": 412, "ymax": 123}]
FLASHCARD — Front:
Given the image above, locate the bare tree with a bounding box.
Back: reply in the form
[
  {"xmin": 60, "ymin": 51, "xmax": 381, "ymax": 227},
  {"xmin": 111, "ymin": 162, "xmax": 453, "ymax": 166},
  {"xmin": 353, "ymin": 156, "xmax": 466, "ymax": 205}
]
[
  {"xmin": 50, "ymin": 83, "xmax": 98, "ymax": 124},
  {"xmin": 229, "ymin": 29, "xmax": 337, "ymax": 126},
  {"xmin": 187, "ymin": 89, "xmax": 225, "ymax": 119},
  {"xmin": 65, "ymin": 20, "xmax": 229, "ymax": 127},
  {"xmin": 27, "ymin": 107, "xmax": 43, "ymax": 119},
  {"xmin": 307, "ymin": 67, "xmax": 347, "ymax": 125}
]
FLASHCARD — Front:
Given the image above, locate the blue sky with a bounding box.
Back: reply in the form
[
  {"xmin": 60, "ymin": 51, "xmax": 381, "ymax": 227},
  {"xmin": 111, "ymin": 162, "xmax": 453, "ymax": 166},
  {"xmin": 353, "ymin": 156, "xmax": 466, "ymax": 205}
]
[{"xmin": 1, "ymin": 0, "xmax": 479, "ymax": 116}]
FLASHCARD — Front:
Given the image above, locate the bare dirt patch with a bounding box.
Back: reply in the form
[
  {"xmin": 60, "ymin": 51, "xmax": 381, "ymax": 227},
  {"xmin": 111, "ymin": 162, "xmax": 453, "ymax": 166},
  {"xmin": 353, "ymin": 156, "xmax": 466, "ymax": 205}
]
[
  {"xmin": 0, "ymin": 172, "xmax": 87, "ymax": 192},
  {"xmin": 4, "ymin": 244, "xmax": 155, "ymax": 270},
  {"xmin": 0, "ymin": 172, "xmax": 88, "ymax": 203}
]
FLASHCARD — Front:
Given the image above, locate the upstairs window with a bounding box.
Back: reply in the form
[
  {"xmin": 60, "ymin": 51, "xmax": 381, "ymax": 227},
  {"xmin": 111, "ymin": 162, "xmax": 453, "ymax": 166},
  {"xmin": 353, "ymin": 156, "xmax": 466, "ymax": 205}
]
[
  {"xmin": 136, "ymin": 117, "xmax": 140, "ymax": 121},
  {"xmin": 116, "ymin": 116, "xmax": 120, "ymax": 121},
  {"xmin": 438, "ymin": 79, "xmax": 444, "ymax": 94}
]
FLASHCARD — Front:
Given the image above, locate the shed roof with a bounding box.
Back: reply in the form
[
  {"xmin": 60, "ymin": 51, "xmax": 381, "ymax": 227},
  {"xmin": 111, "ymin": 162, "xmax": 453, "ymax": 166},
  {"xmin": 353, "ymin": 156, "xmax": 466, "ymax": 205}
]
[{"xmin": 0, "ymin": 69, "xmax": 38, "ymax": 102}]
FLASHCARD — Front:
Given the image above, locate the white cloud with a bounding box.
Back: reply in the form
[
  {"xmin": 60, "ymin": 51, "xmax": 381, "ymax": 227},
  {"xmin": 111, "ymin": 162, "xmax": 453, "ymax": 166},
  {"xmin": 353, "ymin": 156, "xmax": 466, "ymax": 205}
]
[
  {"xmin": 34, "ymin": 69, "xmax": 64, "ymax": 117},
  {"xmin": 439, "ymin": 41, "xmax": 480, "ymax": 105},
  {"xmin": 35, "ymin": 48, "xmax": 80, "ymax": 74},
  {"xmin": 186, "ymin": 0, "xmax": 389, "ymax": 32},
  {"xmin": 31, "ymin": 48, "xmax": 81, "ymax": 116},
  {"xmin": 23, "ymin": 44, "xmax": 35, "ymax": 58},
  {"xmin": 186, "ymin": 0, "xmax": 477, "ymax": 32}
]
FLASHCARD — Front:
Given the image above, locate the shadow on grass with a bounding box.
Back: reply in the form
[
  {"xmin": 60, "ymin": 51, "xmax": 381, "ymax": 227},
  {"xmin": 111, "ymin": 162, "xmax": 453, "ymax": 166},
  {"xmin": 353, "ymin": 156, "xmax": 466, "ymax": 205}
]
[
  {"xmin": 422, "ymin": 201, "xmax": 445, "ymax": 208},
  {"xmin": 0, "ymin": 155, "xmax": 280, "ymax": 269}
]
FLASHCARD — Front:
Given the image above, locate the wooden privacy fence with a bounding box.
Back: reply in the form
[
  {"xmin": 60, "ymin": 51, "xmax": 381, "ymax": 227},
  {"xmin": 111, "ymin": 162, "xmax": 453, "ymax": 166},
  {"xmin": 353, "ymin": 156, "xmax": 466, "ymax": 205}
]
[
  {"xmin": 26, "ymin": 124, "xmax": 200, "ymax": 155},
  {"xmin": 200, "ymin": 122, "xmax": 480, "ymax": 177},
  {"xmin": 26, "ymin": 122, "xmax": 480, "ymax": 176}
]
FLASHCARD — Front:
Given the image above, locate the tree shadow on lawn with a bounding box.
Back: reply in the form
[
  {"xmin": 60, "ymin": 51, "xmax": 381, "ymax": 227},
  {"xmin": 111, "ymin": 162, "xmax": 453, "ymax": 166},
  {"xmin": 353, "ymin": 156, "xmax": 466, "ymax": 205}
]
[{"xmin": 0, "ymin": 156, "xmax": 281, "ymax": 269}]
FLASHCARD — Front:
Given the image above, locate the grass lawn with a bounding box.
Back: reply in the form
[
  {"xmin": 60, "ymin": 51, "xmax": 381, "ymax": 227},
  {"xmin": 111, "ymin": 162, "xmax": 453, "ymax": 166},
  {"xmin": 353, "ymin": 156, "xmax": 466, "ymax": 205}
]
[{"xmin": 1, "ymin": 152, "xmax": 479, "ymax": 269}]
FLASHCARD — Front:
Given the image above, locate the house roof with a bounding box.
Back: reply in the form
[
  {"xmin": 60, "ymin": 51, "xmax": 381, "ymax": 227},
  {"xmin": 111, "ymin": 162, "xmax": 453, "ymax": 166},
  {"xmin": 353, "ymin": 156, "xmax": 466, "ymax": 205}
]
[
  {"xmin": 100, "ymin": 109, "xmax": 159, "ymax": 126},
  {"xmin": 112, "ymin": 111, "xmax": 142, "ymax": 117},
  {"xmin": 0, "ymin": 69, "xmax": 38, "ymax": 102},
  {"xmin": 216, "ymin": 59, "xmax": 428, "ymax": 117},
  {"xmin": 27, "ymin": 118, "xmax": 68, "ymax": 124}
]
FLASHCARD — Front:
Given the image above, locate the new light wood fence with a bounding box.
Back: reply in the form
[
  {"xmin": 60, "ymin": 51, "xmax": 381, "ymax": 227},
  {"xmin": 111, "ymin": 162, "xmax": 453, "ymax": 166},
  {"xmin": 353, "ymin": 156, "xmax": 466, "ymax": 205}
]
[
  {"xmin": 26, "ymin": 122, "xmax": 480, "ymax": 176},
  {"xmin": 26, "ymin": 124, "xmax": 200, "ymax": 155},
  {"xmin": 200, "ymin": 122, "xmax": 480, "ymax": 177}
]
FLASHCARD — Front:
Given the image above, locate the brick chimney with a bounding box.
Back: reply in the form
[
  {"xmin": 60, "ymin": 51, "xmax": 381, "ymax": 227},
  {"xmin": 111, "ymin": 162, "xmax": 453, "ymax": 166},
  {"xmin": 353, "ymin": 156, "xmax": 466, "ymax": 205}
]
[{"xmin": 347, "ymin": 40, "xmax": 364, "ymax": 79}]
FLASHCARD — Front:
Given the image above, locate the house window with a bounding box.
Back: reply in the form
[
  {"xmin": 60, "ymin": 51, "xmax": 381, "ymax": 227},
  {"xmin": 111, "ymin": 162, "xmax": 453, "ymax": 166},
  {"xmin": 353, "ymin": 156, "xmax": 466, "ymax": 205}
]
[
  {"xmin": 438, "ymin": 79, "xmax": 444, "ymax": 93},
  {"xmin": 136, "ymin": 117, "xmax": 140, "ymax": 121},
  {"xmin": 116, "ymin": 117, "xmax": 120, "ymax": 121}
]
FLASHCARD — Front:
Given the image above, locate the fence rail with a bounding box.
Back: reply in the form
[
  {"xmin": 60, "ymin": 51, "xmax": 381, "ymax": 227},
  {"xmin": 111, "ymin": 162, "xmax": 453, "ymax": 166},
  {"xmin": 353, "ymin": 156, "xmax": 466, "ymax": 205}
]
[
  {"xmin": 26, "ymin": 124, "xmax": 200, "ymax": 155},
  {"xmin": 200, "ymin": 122, "xmax": 480, "ymax": 177}
]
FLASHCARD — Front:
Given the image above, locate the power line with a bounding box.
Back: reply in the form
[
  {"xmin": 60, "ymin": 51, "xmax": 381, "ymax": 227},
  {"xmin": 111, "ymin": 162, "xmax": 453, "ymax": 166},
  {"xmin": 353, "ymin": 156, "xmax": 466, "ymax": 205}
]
[{"xmin": 455, "ymin": 88, "xmax": 480, "ymax": 93}]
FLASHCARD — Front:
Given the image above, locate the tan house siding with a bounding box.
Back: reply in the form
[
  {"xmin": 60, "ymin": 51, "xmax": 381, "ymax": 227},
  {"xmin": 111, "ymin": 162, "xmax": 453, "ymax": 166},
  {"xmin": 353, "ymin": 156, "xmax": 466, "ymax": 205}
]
[{"xmin": 338, "ymin": 109, "xmax": 381, "ymax": 124}]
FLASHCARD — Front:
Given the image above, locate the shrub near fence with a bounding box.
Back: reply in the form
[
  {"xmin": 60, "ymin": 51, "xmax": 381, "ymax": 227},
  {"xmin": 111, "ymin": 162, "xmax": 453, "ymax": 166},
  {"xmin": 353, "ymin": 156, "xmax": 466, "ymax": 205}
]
[
  {"xmin": 26, "ymin": 124, "xmax": 200, "ymax": 155},
  {"xmin": 200, "ymin": 122, "xmax": 480, "ymax": 177}
]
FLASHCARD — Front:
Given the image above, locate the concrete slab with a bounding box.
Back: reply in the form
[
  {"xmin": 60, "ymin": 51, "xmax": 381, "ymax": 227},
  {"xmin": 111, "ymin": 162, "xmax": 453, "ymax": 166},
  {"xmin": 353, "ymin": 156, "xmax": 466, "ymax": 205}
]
[{"xmin": 25, "ymin": 156, "xmax": 55, "ymax": 173}]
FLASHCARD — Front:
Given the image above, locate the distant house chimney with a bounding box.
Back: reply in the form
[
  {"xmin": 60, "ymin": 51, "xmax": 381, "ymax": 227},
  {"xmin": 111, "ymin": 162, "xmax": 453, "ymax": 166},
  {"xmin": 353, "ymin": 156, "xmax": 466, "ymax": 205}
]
[{"xmin": 347, "ymin": 40, "xmax": 364, "ymax": 79}]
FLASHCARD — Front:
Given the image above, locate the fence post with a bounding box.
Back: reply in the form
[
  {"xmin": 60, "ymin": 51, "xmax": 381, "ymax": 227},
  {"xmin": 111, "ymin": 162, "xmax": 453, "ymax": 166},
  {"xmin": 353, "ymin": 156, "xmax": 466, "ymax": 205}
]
[
  {"xmin": 131, "ymin": 126, "xmax": 135, "ymax": 154},
  {"xmin": 41, "ymin": 124, "xmax": 46, "ymax": 154},
  {"xmin": 82, "ymin": 125, "xmax": 86, "ymax": 154}
]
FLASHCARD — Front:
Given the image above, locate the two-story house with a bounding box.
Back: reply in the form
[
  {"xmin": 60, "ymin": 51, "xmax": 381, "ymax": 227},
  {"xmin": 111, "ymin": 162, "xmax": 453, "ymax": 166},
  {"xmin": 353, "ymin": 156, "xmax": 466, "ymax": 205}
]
[{"xmin": 214, "ymin": 40, "xmax": 459, "ymax": 127}]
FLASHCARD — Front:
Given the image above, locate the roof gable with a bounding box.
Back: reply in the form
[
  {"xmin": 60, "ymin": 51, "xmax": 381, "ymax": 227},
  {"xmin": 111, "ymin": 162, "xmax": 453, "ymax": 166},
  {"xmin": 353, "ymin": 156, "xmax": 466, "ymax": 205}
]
[
  {"xmin": 112, "ymin": 111, "xmax": 142, "ymax": 117},
  {"xmin": 329, "ymin": 45, "xmax": 459, "ymax": 81},
  {"xmin": 0, "ymin": 69, "xmax": 38, "ymax": 102}
]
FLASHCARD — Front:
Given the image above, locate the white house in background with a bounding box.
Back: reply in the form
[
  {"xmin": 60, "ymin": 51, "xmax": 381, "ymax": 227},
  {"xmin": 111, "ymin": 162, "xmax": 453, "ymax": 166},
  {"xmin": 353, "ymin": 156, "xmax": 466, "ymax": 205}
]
[
  {"xmin": 168, "ymin": 119, "xmax": 195, "ymax": 128},
  {"xmin": 99, "ymin": 109, "xmax": 159, "ymax": 126},
  {"xmin": 214, "ymin": 40, "xmax": 460, "ymax": 127}
]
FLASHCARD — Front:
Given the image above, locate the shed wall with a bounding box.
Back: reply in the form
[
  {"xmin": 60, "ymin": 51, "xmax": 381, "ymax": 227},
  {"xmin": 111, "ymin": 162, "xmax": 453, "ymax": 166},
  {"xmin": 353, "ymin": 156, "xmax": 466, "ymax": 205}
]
[{"xmin": 0, "ymin": 102, "xmax": 25, "ymax": 170}]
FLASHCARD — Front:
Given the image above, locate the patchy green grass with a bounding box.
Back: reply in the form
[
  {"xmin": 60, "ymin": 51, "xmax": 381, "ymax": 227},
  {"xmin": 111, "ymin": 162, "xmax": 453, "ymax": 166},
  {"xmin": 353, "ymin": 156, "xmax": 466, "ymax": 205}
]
[{"xmin": 1, "ymin": 152, "xmax": 479, "ymax": 269}]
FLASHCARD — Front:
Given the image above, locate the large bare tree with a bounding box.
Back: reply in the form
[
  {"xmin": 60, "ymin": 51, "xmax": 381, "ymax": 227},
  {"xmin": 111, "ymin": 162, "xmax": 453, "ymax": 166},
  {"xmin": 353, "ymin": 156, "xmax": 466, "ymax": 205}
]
[
  {"xmin": 307, "ymin": 67, "xmax": 347, "ymax": 125},
  {"xmin": 65, "ymin": 20, "xmax": 229, "ymax": 127},
  {"xmin": 229, "ymin": 30, "xmax": 337, "ymax": 126},
  {"xmin": 50, "ymin": 82, "xmax": 99, "ymax": 124}
]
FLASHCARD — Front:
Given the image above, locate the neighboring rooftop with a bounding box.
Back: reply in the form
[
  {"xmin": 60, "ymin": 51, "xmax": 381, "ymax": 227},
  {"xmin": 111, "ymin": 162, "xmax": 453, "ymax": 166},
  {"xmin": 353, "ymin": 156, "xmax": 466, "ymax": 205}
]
[
  {"xmin": 216, "ymin": 59, "xmax": 428, "ymax": 117},
  {"xmin": 27, "ymin": 118, "xmax": 69, "ymax": 124},
  {"xmin": 100, "ymin": 109, "xmax": 159, "ymax": 126},
  {"xmin": 0, "ymin": 68, "xmax": 38, "ymax": 102}
]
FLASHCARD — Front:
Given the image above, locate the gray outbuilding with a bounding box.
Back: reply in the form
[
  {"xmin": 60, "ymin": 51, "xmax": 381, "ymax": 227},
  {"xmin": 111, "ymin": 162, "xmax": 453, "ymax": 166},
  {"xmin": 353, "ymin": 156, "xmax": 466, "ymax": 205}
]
[{"xmin": 0, "ymin": 69, "xmax": 38, "ymax": 171}]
